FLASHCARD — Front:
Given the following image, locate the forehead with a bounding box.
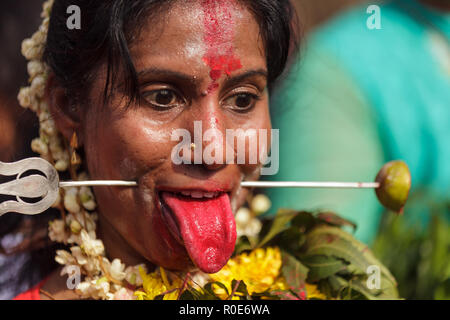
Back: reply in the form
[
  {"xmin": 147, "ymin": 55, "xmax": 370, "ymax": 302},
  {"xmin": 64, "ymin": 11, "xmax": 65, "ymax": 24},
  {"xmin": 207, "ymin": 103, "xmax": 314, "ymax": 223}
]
[{"xmin": 130, "ymin": 0, "xmax": 266, "ymax": 74}]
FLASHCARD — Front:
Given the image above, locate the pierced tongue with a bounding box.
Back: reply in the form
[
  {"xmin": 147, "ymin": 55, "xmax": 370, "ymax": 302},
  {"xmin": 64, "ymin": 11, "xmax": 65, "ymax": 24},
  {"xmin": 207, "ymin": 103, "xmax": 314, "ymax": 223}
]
[{"xmin": 161, "ymin": 192, "xmax": 236, "ymax": 274}]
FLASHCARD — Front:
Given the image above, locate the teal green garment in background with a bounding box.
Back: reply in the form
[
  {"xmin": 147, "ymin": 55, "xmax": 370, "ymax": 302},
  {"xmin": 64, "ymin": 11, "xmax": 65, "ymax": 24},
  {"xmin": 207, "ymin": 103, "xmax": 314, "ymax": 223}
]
[{"xmin": 266, "ymin": 0, "xmax": 450, "ymax": 244}]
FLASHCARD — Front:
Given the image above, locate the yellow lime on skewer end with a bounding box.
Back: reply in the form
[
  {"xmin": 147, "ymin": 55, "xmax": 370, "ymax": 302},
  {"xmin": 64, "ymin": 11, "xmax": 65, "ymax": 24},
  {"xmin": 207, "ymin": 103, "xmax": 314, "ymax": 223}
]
[{"xmin": 375, "ymin": 160, "xmax": 411, "ymax": 214}]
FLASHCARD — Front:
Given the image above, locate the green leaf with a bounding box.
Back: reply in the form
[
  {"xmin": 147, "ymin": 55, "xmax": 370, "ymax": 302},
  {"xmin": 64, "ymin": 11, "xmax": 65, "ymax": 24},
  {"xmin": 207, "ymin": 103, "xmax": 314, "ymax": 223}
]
[
  {"xmin": 179, "ymin": 289, "xmax": 198, "ymax": 300},
  {"xmin": 251, "ymin": 291, "xmax": 282, "ymax": 300},
  {"xmin": 332, "ymin": 227, "xmax": 397, "ymax": 286},
  {"xmin": 316, "ymin": 212, "xmax": 357, "ymax": 231},
  {"xmin": 229, "ymin": 280, "xmax": 250, "ymax": 300},
  {"xmin": 317, "ymin": 277, "xmax": 339, "ymax": 298},
  {"xmin": 302, "ymin": 226, "xmax": 399, "ymax": 299},
  {"xmin": 201, "ymin": 282, "xmax": 227, "ymax": 300},
  {"xmin": 291, "ymin": 211, "xmax": 316, "ymax": 232},
  {"xmin": 281, "ymin": 251, "xmax": 309, "ymax": 296},
  {"xmin": 234, "ymin": 238, "xmax": 253, "ymax": 255},
  {"xmin": 247, "ymin": 235, "xmax": 260, "ymax": 249},
  {"xmin": 306, "ymin": 226, "xmax": 397, "ymax": 285},
  {"xmin": 304, "ymin": 227, "xmax": 368, "ymax": 274},
  {"xmin": 257, "ymin": 209, "xmax": 298, "ymax": 248},
  {"xmin": 327, "ymin": 275, "xmax": 349, "ymax": 296},
  {"xmin": 277, "ymin": 227, "xmax": 306, "ymax": 253},
  {"xmin": 347, "ymin": 277, "xmax": 400, "ymax": 300},
  {"xmin": 206, "ymin": 282, "xmax": 229, "ymax": 297},
  {"xmin": 180, "ymin": 287, "xmax": 204, "ymax": 300},
  {"xmin": 269, "ymin": 290, "xmax": 304, "ymax": 300},
  {"xmin": 301, "ymin": 255, "xmax": 348, "ymax": 282}
]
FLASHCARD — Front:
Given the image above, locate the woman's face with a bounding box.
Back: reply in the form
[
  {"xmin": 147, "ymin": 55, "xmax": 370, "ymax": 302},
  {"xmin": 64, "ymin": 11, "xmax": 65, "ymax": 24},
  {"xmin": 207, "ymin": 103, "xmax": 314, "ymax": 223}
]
[{"xmin": 81, "ymin": 1, "xmax": 270, "ymax": 273}]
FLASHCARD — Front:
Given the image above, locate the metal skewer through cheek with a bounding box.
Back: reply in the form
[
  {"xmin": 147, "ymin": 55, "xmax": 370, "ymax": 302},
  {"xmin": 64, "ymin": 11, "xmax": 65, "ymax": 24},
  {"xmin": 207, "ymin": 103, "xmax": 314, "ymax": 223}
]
[
  {"xmin": 59, "ymin": 180, "xmax": 380, "ymax": 189},
  {"xmin": 240, "ymin": 181, "xmax": 380, "ymax": 189},
  {"xmin": 59, "ymin": 181, "xmax": 139, "ymax": 187},
  {"xmin": 3, "ymin": 157, "xmax": 413, "ymax": 217}
]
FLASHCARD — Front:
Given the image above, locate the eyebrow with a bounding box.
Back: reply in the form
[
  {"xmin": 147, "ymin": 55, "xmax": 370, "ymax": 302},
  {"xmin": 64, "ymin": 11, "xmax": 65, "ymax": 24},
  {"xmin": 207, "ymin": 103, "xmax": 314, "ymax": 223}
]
[
  {"xmin": 224, "ymin": 69, "xmax": 268, "ymax": 88},
  {"xmin": 137, "ymin": 68, "xmax": 195, "ymax": 84},
  {"xmin": 136, "ymin": 67, "xmax": 268, "ymax": 87}
]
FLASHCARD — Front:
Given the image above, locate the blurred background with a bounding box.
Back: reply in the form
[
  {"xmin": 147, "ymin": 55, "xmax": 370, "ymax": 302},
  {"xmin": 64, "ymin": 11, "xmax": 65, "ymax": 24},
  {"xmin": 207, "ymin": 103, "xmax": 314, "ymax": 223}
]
[
  {"xmin": 294, "ymin": 0, "xmax": 363, "ymax": 32},
  {"xmin": 0, "ymin": 0, "xmax": 448, "ymax": 299},
  {"xmin": 267, "ymin": 0, "xmax": 450, "ymax": 300}
]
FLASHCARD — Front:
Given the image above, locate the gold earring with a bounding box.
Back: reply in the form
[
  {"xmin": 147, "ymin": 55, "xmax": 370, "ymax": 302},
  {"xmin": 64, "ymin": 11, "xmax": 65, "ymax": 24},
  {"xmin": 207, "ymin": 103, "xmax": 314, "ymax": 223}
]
[
  {"xmin": 190, "ymin": 143, "xmax": 196, "ymax": 151},
  {"xmin": 70, "ymin": 131, "xmax": 78, "ymax": 149},
  {"xmin": 70, "ymin": 132, "xmax": 81, "ymax": 166}
]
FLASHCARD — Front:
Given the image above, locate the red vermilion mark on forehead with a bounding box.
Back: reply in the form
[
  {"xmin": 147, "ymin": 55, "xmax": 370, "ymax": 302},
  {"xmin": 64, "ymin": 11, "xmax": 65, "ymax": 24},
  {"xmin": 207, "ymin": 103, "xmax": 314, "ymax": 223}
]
[{"xmin": 201, "ymin": 0, "xmax": 242, "ymax": 93}]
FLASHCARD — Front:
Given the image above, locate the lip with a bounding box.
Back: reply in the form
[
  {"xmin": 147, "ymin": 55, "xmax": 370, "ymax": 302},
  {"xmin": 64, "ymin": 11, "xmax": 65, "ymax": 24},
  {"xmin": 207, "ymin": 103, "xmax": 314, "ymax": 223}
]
[
  {"xmin": 156, "ymin": 185, "xmax": 232, "ymax": 194},
  {"xmin": 136, "ymin": 171, "xmax": 237, "ymax": 200}
]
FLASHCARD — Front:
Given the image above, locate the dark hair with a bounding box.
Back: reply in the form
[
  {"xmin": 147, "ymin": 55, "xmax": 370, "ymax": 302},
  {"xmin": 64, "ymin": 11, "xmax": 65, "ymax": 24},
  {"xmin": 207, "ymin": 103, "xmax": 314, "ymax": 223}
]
[{"xmin": 45, "ymin": 0, "xmax": 297, "ymax": 106}]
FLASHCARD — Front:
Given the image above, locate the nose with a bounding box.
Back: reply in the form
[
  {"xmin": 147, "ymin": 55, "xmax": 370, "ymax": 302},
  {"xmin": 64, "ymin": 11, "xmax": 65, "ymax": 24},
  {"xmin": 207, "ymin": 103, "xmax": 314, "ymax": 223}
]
[
  {"xmin": 201, "ymin": 115, "xmax": 227, "ymax": 171},
  {"xmin": 186, "ymin": 97, "xmax": 228, "ymax": 171}
]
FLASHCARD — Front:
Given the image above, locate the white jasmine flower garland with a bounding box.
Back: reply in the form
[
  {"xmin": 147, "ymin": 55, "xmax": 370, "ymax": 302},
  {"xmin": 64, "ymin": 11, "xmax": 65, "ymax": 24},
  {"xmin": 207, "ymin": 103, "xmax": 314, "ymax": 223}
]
[{"xmin": 17, "ymin": 0, "xmax": 149, "ymax": 300}]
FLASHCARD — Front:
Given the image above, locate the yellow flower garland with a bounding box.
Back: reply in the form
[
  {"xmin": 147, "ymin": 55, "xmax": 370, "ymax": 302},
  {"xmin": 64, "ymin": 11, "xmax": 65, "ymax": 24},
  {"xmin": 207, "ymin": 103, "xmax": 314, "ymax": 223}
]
[
  {"xmin": 135, "ymin": 247, "xmax": 326, "ymax": 300},
  {"xmin": 210, "ymin": 247, "xmax": 288, "ymax": 298},
  {"xmin": 134, "ymin": 267, "xmax": 183, "ymax": 300}
]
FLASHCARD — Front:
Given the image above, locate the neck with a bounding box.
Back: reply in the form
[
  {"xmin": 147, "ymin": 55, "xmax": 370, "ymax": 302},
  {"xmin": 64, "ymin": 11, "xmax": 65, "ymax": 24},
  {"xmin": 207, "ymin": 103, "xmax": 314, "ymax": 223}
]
[{"xmin": 97, "ymin": 214, "xmax": 152, "ymax": 269}]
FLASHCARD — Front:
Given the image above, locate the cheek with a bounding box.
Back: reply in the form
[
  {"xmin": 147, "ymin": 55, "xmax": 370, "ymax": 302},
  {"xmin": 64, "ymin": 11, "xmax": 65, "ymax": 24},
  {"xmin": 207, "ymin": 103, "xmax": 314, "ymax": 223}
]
[
  {"xmin": 236, "ymin": 105, "xmax": 272, "ymax": 174},
  {"xmin": 84, "ymin": 110, "xmax": 173, "ymax": 181},
  {"xmin": 81, "ymin": 109, "xmax": 182, "ymax": 260},
  {"xmin": 81, "ymin": 108, "xmax": 173, "ymax": 230}
]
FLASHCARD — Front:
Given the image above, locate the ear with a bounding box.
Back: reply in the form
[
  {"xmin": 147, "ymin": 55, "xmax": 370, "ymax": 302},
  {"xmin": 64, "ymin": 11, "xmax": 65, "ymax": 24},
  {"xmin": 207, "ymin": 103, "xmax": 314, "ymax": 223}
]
[{"xmin": 46, "ymin": 73, "xmax": 84, "ymax": 146}]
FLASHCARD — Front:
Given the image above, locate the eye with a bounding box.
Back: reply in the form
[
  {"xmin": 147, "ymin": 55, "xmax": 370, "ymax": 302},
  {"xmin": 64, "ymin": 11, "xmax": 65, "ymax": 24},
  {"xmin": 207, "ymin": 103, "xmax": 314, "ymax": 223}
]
[
  {"xmin": 223, "ymin": 92, "xmax": 260, "ymax": 112},
  {"xmin": 142, "ymin": 89, "xmax": 184, "ymax": 109}
]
